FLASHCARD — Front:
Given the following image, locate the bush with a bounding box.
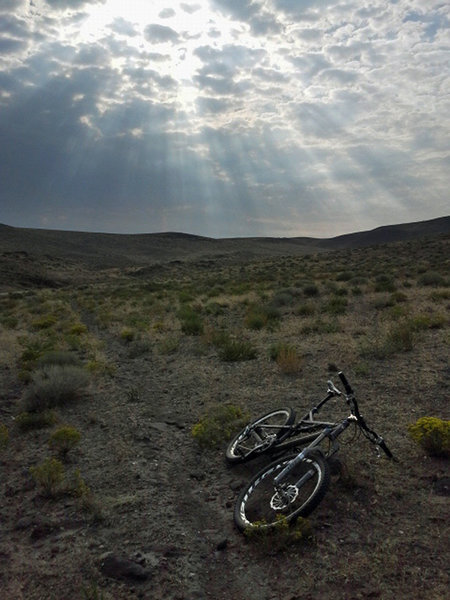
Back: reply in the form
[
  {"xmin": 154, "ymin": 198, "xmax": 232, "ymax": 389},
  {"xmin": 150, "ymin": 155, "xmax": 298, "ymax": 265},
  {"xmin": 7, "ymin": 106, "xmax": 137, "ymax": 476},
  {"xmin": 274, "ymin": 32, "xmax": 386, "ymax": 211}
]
[
  {"xmin": 192, "ymin": 404, "xmax": 250, "ymax": 448},
  {"xmin": 32, "ymin": 315, "xmax": 58, "ymax": 330},
  {"xmin": 303, "ymin": 284, "xmax": 319, "ymax": 297},
  {"xmin": 217, "ymin": 338, "xmax": 257, "ymax": 362},
  {"xmin": 270, "ymin": 343, "xmax": 302, "ymax": 374},
  {"xmin": 30, "ymin": 458, "xmax": 65, "ymax": 497},
  {"xmin": 322, "ymin": 296, "xmax": 348, "ymax": 315},
  {"xmin": 15, "ymin": 410, "xmax": 58, "ymax": 431},
  {"xmin": 244, "ymin": 514, "xmax": 313, "ymax": 552},
  {"xmin": 21, "ymin": 365, "xmax": 90, "ymax": 412},
  {"xmin": 374, "ymin": 275, "xmax": 396, "ymax": 293},
  {"xmin": 37, "ymin": 351, "xmax": 82, "ymax": 368},
  {"xmin": 49, "ymin": 426, "xmax": 81, "ymax": 459},
  {"xmin": 244, "ymin": 303, "xmax": 281, "ymax": 330},
  {"xmin": 360, "ymin": 320, "xmax": 416, "ymax": 359},
  {"xmin": 119, "ymin": 328, "xmax": 135, "ymax": 343},
  {"xmin": 178, "ymin": 306, "xmax": 203, "ymax": 335},
  {"xmin": 408, "ymin": 417, "xmax": 450, "ymax": 457},
  {"xmin": 418, "ymin": 272, "xmax": 445, "ymax": 287}
]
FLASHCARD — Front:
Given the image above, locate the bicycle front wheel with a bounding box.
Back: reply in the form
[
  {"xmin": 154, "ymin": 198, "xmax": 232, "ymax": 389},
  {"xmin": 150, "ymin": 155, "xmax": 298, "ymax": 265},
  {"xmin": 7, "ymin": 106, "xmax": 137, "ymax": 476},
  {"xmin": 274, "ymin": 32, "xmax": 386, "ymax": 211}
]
[
  {"xmin": 226, "ymin": 407, "xmax": 295, "ymax": 464},
  {"xmin": 234, "ymin": 452, "xmax": 330, "ymax": 531}
]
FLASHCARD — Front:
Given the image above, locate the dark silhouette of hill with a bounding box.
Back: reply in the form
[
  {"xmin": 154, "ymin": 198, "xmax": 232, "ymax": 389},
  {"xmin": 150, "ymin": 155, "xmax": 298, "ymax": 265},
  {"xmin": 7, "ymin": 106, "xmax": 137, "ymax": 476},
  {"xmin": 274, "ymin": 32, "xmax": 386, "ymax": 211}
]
[{"xmin": 0, "ymin": 216, "xmax": 448, "ymax": 274}]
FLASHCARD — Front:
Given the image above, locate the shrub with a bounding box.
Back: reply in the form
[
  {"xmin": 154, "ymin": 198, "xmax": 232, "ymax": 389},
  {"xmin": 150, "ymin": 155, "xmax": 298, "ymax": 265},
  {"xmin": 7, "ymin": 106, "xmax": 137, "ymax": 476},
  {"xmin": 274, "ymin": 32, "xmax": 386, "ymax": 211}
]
[
  {"xmin": 303, "ymin": 284, "xmax": 319, "ymax": 297},
  {"xmin": 336, "ymin": 271, "xmax": 353, "ymax": 282},
  {"xmin": 192, "ymin": 404, "xmax": 250, "ymax": 447},
  {"xmin": 270, "ymin": 343, "xmax": 302, "ymax": 374},
  {"xmin": 374, "ymin": 275, "xmax": 396, "ymax": 293},
  {"xmin": 217, "ymin": 338, "xmax": 257, "ymax": 362},
  {"xmin": 360, "ymin": 320, "xmax": 416, "ymax": 359},
  {"xmin": 30, "ymin": 457, "xmax": 65, "ymax": 497},
  {"xmin": 37, "ymin": 350, "xmax": 82, "ymax": 368},
  {"xmin": 21, "ymin": 365, "xmax": 90, "ymax": 412},
  {"xmin": 32, "ymin": 315, "xmax": 58, "ymax": 330},
  {"xmin": 69, "ymin": 323, "xmax": 88, "ymax": 336},
  {"xmin": 244, "ymin": 303, "xmax": 281, "ymax": 330},
  {"xmin": 408, "ymin": 417, "xmax": 450, "ymax": 457},
  {"xmin": 244, "ymin": 515, "xmax": 313, "ymax": 552},
  {"xmin": 295, "ymin": 302, "xmax": 315, "ymax": 317},
  {"xmin": 322, "ymin": 296, "xmax": 348, "ymax": 315},
  {"xmin": 120, "ymin": 328, "xmax": 135, "ymax": 343},
  {"xmin": 0, "ymin": 423, "xmax": 9, "ymax": 453},
  {"xmin": 418, "ymin": 272, "xmax": 445, "ymax": 287},
  {"xmin": 15, "ymin": 410, "xmax": 58, "ymax": 431},
  {"xmin": 49, "ymin": 426, "xmax": 81, "ymax": 459},
  {"xmin": 178, "ymin": 305, "xmax": 203, "ymax": 335}
]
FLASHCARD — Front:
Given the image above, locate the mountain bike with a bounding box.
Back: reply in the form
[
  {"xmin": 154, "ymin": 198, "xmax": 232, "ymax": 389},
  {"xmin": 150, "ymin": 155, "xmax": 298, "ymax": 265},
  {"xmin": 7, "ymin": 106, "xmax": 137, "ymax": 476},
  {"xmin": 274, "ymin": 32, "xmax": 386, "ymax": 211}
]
[{"xmin": 231, "ymin": 372, "xmax": 395, "ymax": 531}]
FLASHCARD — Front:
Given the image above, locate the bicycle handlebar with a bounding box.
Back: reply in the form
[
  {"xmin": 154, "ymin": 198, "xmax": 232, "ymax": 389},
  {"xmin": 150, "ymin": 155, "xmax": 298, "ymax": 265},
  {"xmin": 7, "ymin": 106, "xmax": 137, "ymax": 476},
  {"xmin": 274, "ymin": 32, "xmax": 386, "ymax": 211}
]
[
  {"xmin": 336, "ymin": 371, "xmax": 396, "ymax": 460},
  {"xmin": 338, "ymin": 371, "xmax": 353, "ymax": 395}
]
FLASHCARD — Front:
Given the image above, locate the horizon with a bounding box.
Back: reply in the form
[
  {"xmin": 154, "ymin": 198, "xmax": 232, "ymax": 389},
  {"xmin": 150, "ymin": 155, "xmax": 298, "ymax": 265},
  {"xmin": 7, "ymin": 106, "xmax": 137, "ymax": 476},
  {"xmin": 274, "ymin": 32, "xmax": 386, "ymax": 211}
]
[
  {"xmin": 1, "ymin": 214, "xmax": 448, "ymax": 242},
  {"xmin": 0, "ymin": 1, "xmax": 448, "ymax": 238}
]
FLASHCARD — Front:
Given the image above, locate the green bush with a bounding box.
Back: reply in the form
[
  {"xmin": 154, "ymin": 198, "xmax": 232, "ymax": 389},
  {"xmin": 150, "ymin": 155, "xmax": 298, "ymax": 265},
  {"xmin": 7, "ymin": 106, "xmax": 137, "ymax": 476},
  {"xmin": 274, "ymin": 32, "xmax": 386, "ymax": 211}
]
[
  {"xmin": 49, "ymin": 426, "xmax": 81, "ymax": 459},
  {"xmin": 21, "ymin": 365, "xmax": 90, "ymax": 412},
  {"xmin": 192, "ymin": 404, "xmax": 250, "ymax": 447},
  {"xmin": 408, "ymin": 417, "xmax": 450, "ymax": 457},
  {"xmin": 30, "ymin": 457, "xmax": 65, "ymax": 497}
]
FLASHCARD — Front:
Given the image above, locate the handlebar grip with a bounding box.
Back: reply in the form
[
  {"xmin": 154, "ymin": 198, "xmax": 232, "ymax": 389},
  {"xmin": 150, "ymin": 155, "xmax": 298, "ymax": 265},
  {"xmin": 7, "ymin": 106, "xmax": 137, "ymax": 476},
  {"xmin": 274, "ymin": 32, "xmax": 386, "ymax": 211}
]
[
  {"xmin": 338, "ymin": 371, "xmax": 353, "ymax": 395},
  {"xmin": 379, "ymin": 439, "xmax": 396, "ymax": 460}
]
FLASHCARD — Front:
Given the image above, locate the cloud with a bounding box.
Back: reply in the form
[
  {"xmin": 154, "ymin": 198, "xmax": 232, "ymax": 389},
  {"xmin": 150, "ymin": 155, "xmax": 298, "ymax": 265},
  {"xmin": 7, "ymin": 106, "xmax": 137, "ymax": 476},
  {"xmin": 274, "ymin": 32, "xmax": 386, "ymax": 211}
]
[
  {"xmin": 0, "ymin": 0, "xmax": 448, "ymax": 237},
  {"xmin": 159, "ymin": 8, "xmax": 176, "ymax": 19},
  {"xmin": 44, "ymin": 0, "xmax": 106, "ymax": 9},
  {"xmin": 180, "ymin": 3, "xmax": 201, "ymax": 14},
  {"xmin": 109, "ymin": 17, "xmax": 138, "ymax": 37},
  {"xmin": 144, "ymin": 23, "xmax": 180, "ymax": 44}
]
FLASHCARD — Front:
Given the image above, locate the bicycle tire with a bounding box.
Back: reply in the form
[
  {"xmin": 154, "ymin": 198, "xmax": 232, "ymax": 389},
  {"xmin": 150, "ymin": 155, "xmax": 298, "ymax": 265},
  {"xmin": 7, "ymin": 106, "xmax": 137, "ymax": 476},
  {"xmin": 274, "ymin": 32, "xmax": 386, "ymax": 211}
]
[
  {"xmin": 234, "ymin": 451, "xmax": 330, "ymax": 531},
  {"xmin": 226, "ymin": 407, "xmax": 295, "ymax": 464}
]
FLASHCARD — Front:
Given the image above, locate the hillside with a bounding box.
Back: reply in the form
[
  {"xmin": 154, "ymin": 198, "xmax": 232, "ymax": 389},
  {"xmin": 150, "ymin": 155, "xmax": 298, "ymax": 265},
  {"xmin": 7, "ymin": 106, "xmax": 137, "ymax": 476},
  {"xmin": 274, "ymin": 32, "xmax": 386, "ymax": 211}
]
[
  {"xmin": 0, "ymin": 220, "xmax": 449, "ymax": 600},
  {"xmin": 0, "ymin": 216, "xmax": 448, "ymax": 269}
]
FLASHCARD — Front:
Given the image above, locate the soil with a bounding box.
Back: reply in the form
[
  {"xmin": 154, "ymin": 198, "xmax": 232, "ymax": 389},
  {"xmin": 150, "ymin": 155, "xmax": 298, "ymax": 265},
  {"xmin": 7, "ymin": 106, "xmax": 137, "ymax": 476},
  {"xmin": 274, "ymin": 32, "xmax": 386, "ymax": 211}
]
[{"xmin": 0, "ymin": 225, "xmax": 449, "ymax": 600}]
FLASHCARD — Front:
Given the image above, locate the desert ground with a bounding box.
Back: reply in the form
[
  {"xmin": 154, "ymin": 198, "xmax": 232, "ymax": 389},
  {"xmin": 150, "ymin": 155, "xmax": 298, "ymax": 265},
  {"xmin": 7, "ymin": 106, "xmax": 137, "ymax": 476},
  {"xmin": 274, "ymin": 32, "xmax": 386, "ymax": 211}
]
[{"xmin": 0, "ymin": 218, "xmax": 449, "ymax": 600}]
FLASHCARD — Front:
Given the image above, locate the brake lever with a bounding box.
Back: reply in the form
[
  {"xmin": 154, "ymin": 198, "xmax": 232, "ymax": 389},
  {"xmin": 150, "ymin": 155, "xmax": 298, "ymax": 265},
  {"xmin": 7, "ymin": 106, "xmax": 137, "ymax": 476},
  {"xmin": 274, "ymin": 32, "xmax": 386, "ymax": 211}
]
[{"xmin": 327, "ymin": 380, "xmax": 342, "ymax": 396}]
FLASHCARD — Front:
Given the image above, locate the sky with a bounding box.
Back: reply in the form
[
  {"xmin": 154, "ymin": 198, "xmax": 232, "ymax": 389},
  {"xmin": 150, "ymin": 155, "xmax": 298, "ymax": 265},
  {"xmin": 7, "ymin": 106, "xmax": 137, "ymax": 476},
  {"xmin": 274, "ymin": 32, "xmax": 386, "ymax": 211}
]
[{"xmin": 0, "ymin": 0, "xmax": 448, "ymax": 238}]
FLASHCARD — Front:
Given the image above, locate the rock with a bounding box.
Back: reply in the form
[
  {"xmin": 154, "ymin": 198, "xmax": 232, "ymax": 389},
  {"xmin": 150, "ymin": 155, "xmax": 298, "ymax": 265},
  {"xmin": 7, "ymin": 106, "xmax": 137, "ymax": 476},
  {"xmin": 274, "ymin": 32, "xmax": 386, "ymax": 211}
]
[
  {"xmin": 216, "ymin": 538, "xmax": 228, "ymax": 551},
  {"xmin": 100, "ymin": 554, "xmax": 150, "ymax": 582}
]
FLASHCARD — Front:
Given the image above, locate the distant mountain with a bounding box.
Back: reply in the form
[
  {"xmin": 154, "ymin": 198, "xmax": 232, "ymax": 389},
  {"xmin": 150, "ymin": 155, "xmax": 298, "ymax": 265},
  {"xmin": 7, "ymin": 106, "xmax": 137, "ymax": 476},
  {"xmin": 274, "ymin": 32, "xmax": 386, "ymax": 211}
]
[{"xmin": 0, "ymin": 216, "xmax": 448, "ymax": 269}]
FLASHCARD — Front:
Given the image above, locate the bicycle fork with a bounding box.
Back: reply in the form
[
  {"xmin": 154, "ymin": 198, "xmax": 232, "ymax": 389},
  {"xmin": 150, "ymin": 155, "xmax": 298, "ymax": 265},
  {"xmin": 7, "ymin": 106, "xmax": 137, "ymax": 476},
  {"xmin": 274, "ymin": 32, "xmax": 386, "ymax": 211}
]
[{"xmin": 272, "ymin": 417, "xmax": 356, "ymax": 500}]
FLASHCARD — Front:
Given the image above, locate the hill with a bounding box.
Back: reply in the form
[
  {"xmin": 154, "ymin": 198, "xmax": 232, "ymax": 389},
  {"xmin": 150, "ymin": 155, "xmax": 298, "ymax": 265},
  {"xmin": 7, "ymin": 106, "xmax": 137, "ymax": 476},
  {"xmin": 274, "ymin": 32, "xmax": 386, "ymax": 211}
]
[{"xmin": 0, "ymin": 216, "xmax": 448, "ymax": 270}]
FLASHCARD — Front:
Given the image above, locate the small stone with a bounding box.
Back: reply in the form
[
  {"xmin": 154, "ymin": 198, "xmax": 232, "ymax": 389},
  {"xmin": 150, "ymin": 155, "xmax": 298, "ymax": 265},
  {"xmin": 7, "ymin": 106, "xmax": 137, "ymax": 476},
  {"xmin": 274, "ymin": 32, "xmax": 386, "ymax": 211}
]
[
  {"xmin": 216, "ymin": 538, "xmax": 228, "ymax": 551},
  {"xmin": 100, "ymin": 554, "xmax": 150, "ymax": 582}
]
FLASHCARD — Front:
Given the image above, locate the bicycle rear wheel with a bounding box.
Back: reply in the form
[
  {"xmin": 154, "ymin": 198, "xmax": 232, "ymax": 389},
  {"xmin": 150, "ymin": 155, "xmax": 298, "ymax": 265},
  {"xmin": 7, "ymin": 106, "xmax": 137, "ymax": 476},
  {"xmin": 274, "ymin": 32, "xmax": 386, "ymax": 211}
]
[
  {"xmin": 234, "ymin": 452, "xmax": 330, "ymax": 531},
  {"xmin": 226, "ymin": 407, "xmax": 295, "ymax": 464}
]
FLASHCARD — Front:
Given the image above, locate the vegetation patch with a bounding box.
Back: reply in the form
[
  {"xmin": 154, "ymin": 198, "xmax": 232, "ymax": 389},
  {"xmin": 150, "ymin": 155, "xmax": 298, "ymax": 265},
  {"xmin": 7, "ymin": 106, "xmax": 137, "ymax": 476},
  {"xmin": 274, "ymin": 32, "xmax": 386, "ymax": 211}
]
[
  {"xmin": 408, "ymin": 417, "xmax": 450, "ymax": 457},
  {"xmin": 21, "ymin": 365, "xmax": 90, "ymax": 412},
  {"xmin": 49, "ymin": 426, "xmax": 81, "ymax": 459},
  {"xmin": 192, "ymin": 404, "xmax": 250, "ymax": 447}
]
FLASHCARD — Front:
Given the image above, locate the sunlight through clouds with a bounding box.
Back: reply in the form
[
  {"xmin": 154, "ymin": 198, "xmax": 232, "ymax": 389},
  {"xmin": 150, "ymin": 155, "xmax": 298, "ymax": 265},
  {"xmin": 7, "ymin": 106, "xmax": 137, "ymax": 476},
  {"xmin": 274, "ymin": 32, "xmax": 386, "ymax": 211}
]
[{"xmin": 0, "ymin": 0, "xmax": 448, "ymax": 236}]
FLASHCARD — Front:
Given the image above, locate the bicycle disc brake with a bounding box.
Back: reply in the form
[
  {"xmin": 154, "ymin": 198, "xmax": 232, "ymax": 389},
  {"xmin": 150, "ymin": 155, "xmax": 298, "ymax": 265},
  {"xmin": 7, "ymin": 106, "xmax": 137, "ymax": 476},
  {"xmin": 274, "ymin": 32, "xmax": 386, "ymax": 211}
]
[{"xmin": 270, "ymin": 485, "xmax": 298, "ymax": 510}]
